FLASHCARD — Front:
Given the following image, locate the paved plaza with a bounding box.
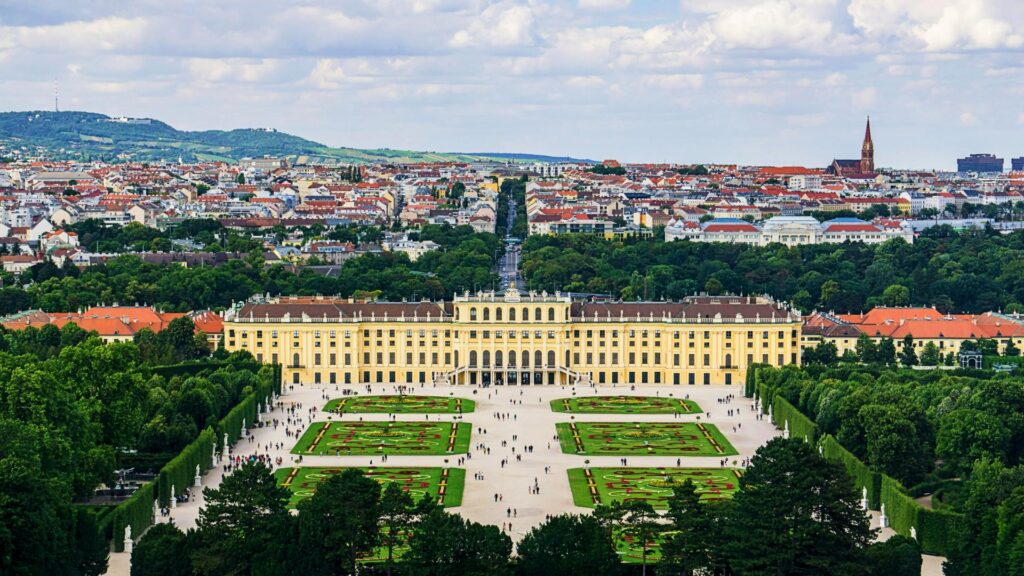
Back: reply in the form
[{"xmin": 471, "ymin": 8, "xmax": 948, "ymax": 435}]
[{"xmin": 104, "ymin": 381, "xmax": 944, "ymax": 575}]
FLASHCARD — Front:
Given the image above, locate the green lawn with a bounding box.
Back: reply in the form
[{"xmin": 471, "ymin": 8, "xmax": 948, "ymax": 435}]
[
  {"xmin": 551, "ymin": 396, "xmax": 701, "ymax": 414},
  {"xmin": 324, "ymin": 395, "xmax": 476, "ymax": 414},
  {"xmin": 615, "ymin": 527, "xmax": 670, "ymax": 565},
  {"xmin": 292, "ymin": 421, "xmax": 472, "ymax": 456},
  {"xmin": 568, "ymin": 467, "xmax": 742, "ymax": 509},
  {"xmin": 275, "ymin": 466, "xmax": 465, "ymax": 508},
  {"xmin": 556, "ymin": 422, "xmax": 737, "ymax": 456}
]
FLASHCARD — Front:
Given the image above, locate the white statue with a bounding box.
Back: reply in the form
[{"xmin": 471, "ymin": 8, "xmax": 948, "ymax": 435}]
[
  {"xmin": 194, "ymin": 464, "xmax": 201, "ymax": 487},
  {"xmin": 910, "ymin": 527, "xmax": 917, "ymax": 540},
  {"xmin": 879, "ymin": 504, "xmax": 888, "ymax": 528},
  {"xmin": 124, "ymin": 524, "xmax": 133, "ymax": 554},
  {"xmin": 224, "ymin": 433, "xmax": 230, "ymax": 454},
  {"xmin": 783, "ymin": 421, "xmax": 790, "ymax": 439},
  {"xmin": 171, "ymin": 485, "xmax": 177, "ymax": 509},
  {"xmin": 861, "ymin": 487, "xmax": 868, "ymax": 511}
]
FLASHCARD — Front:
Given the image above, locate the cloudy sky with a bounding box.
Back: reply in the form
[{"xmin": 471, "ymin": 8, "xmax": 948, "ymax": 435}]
[{"xmin": 1, "ymin": 0, "xmax": 1022, "ymax": 168}]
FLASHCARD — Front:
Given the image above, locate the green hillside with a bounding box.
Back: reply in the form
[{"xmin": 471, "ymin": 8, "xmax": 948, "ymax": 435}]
[{"xmin": 0, "ymin": 111, "xmax": 570, "ymax": 164}]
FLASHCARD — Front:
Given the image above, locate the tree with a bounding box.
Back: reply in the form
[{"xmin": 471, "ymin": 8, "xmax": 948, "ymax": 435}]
[
  {"xmin": 865, "ymin": 535, "xmax": 922, "ymax": 576},
  {"xmin": 883, "ymin": 284, "xmax": 911, "ymax": 307},
  {"xmin": 74, "ymin": 508, "xmax": 109, "ymax": 576},
  {"xmin": 856, "ymin": 334, "xmax": 878, "ymax": 364},
  {"xmin": 516, "ymin": 514, "xmax": 622, "ymax": 576},
  {"xmin": 1005, "ymin": 339, "xmax": 1021, "ymax": 357},
  {"xmin": 936, "ymin": 409, "xmax": 1011, "ymax": 474},
  {"xmin": 131, "ymin": 523, "xmax": 192, "ymax": 576},
  {"xmin": 900, "ymin": 335, "xmax": 918, "ymax": 367},
  {"xmin": 298, "ymin": 469, "xmax": 381, "ymax": 576},
  {"xmin": 722, "ymin": 438, "xmax": 876, "ymax": 575},
  {"xmin": 193, "ymin": 461, "xmax": 292, "ymax": 575},
  {"xmin": 878, "ymin": 337, "xmax": 897, "ymax": 366},
  {"xmin": 236, "ymin": 173, "xmax": 245, "ymax": 184},
  {"xmin": 379, "ymin": 482, "xmax": 415, "ymax": 576},
  {"xmin": 619, "ymin": 501, "xmax": 660, "ymax": 576},
  {"xmin": 660, "ymin": 480, "xmax": 725, "ymax": 576},
  {"xmin": 920, "ymin": 341, "xmax": 941, "ymax": 366},
  {"xmin": 402, "ymin": 507, "xmax": 512, "ymax": 576}
]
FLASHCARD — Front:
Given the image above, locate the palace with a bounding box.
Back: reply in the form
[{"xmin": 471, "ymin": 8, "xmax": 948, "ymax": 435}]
[{"xmin": 222, "ymin": 289, "xmax": 802, "ymax": 388}]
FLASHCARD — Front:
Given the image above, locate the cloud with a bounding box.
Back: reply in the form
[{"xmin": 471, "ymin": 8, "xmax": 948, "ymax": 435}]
[
  {"xmin": 450, "ymin": 3, "xmax": 535, "ymax": 49},
  {"xmin": 959, "ymin": 111, "xmax": 977, "ymax": 126},
  {"xmin": 578, "ymin": 0, "xmax": 631, "ymax": 10},
  {"xmin": 0, "ymin": 0, "xmax": 1021, "ymax": 167},
  {"xmin": 848, "ymin": 0, "xmax": 1024, "ymax": 51}
]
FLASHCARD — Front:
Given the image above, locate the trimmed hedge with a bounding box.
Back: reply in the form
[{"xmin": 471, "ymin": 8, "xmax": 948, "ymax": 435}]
[
  {"xmin": 821, "ymin": 434, "xmax": 881, "ymax": 509},
  {"xmin": 111, "ymin": 480, "xmax": 155, "ymax": 553},
  {"xmin": 744, "ymin": 363, "xmax": 767, "ymax": 398},
  {"xmin": 917, "ymin": 508, "xmax": 963, "ymax": 556},
  {"xmin": 879, "ymin": 474, "xmax": 961, "ymax": 556},
  {"xmin": 771, "ymin": 395, "xmax": 818, "ymax": 445},
  {"xmin": 157, "ymin": 427, "xmax": 216, "ymax": 506},
  {"xmin": 111, "ymin": 363, "xmax": 281, "ymax": 549}
]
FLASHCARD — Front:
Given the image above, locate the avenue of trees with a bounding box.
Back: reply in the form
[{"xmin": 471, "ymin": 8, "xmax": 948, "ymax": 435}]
[
  {"xmin": 0, "ymin": 323, "xmax": 269, "ymax": 576},
  {"xmin": 131, "ymin": 439, "xmax": 919, "ymax": 576},
  {"xmin": 756, "ymin": 365, "xmax": 1024, "ymax": 576},
  {"xmin": 0, "ymin": 224, "xmax": 500, "ymax": 314},
  {"xmin": 520, "ymin": 226, "xmax": 1024, "ymax": 313}
]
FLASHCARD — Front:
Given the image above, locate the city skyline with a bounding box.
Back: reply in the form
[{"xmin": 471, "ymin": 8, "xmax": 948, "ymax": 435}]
[{"xmin": 1, "ymin": 1, "xmax": 1023, "ymax": 169}]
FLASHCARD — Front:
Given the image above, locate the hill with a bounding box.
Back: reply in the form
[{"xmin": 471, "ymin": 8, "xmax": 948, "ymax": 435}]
[{"xmin": 0, "ymin": 111, "xmax": 592, "ymax": 165}]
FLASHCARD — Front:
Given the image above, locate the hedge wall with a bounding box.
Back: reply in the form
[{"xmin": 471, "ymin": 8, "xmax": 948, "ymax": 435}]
[
  {"xmin": 111, "ymin": 364, "xmax": 280, "ymax": 549},
  {"xmin": 744, "ymin": 364, "xmax": 767, "ymax": 398},
  {"xmin": 820, "ymin": 434, "xmax": 881, "ymax": 509},
  {"xmin": 111, "ymin": 480, "xmax": 154, "ymax": 553},
  {"xmin": 879, "ymin": 474, "xmax": 959, "ymax": 556},
  {"xmin": 771, "ymin": 395, "xmax": 818, "ymax": 444},
  {"xmin": 917, "ymin": 508, "xmax": 963, "ymax": 556},
  {"xmin": 157, "ymin": 427, "xmax": 216, "ymax": 506}
]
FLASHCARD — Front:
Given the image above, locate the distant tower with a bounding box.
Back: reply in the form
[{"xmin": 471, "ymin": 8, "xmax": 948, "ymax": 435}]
[
  {"xmin": 860, "ymin": 116, "xmax": 874, "ymax": 173},
  {"xmin": 54, "ymin": 79, "xmax": 59, "ymax": 112}
]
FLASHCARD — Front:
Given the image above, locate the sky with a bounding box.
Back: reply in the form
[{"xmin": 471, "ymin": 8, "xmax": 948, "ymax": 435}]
[{"xmin": 0, "ymin": 0, "xmax": 1022, "ymax": 169}]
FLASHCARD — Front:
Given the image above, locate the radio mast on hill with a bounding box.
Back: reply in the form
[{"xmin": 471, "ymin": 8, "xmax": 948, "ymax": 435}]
[{"xmin": 54, "ymin": 79, "xmax": 60, "ymax": 112}]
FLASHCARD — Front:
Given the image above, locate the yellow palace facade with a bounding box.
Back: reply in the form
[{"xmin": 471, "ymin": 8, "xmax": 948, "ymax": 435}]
[{"xmin": 222, "ymin": 289, "xmax": 802, "ymax": 387}]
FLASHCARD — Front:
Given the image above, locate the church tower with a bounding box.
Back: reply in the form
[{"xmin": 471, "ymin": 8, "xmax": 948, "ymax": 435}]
[{"xmin": 860, "ymin": 116, "xmax": 874, "ymax": 173}]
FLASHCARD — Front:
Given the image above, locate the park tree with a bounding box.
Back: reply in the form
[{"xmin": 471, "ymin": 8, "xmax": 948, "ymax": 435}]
[
  {"xmin": 936, "ymin": 409, "xmax": 1011, "ymax": 475},
  {"xmin": 131, "ymin": 523, "xmax": 192, "ymax": 576},
  {"xmin": 379, "ymin": 482, "xmax": 415, "ymax": 576},
  {"xmin": 900, "ymin": 335, "xmax": 918, "ymax": 367},
  {"xmin": 298, "ymin": 469, "xmax": 382, "ymax": 576},
  {"xmin": 865, "ymin": 535, "xmax": 922, "ymax": 576},
  {"xmin": 619, "ymin": 500, "xmax": 660, "ymax": 576},
  {"xmin": 193, "ymin": 461, "xmax": 293, "ymax": 575},
  {"xmin": 722, "ymin": 438, "xmax": 875, "ymax": 575},
  {"xmin": 920, "ymin": 342, "xmax": 941, "ymax": 366},
  {"xmin": 660, "ymin": 480, "xmax": 727, "ymax": 576},
  {"xmin": 883, "ymin": 284, "xmax": 911, "ymax": 307},
  {"xmin": 878, "ymin": 338, "xmax": 898, "ymax": 366},
  {"xmin": 516, "ymin": 514, "xmax": 622, "ymax": 576},
  {"xmin": 402, "ymin": 507, "xmax": 513, "ymax": 576},
  {"xmin": 1005, "ymin": 339, "xmax": 1021, "ymax": 356},
  {"xmin": 856, "ymin": 334, "xmax": 878, "ymax": 364}
]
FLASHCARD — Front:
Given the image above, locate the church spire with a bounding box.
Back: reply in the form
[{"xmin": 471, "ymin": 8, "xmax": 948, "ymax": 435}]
[{"xmin": 861, "ymin": 116, "xmax": 874, "ymax": 173}]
